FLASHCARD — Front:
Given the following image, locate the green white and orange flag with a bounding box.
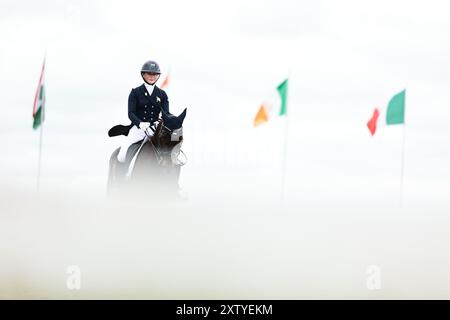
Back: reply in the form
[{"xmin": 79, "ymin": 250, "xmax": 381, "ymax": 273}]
[
  {"xmin": 32, "ymin": 58, "xmax": 46, "ymax": 130},
  {"xmin": 367, "ymin": 89, "xmax": 406, "ymax": 136},
  {"xmin": 254, "ymin": 78, "xmax": 288, "ymax": 127}
]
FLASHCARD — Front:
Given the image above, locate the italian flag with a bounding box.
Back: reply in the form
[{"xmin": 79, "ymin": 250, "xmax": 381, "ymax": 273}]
[
  {"xmin": 254, "ymin": 79, "xmax": 288, "ymax": 127},
  {"xmin": 367, "ymin": 89, "xmax": 406, "ymax": 136},
  {"xmin": 32, "ymin": 59, "xmax": 46, "ymax": 130}
]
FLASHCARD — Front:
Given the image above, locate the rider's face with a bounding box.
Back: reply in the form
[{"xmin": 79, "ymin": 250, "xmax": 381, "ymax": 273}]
[{"xmin": 143, "ymin": 72, "xmax": 159, "ymax": 85}]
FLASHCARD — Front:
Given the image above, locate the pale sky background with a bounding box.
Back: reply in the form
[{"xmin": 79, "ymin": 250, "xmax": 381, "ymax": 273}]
[
  {"xmin": 1, "ymin": 0, "xmax": 450, "ymax": 299},
  {"xmin": 1, "ymin": 0, "xmax": 449, "ymax": 206}
]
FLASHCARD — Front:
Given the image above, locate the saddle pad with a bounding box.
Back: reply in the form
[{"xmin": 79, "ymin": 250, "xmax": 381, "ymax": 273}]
[{"xmin": 108, "ymin": 124, "xmax": 133, "ymax": 137}]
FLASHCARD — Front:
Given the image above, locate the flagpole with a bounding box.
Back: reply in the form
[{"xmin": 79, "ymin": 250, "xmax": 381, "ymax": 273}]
[
  {"xmin": 37, "ymin": 117, "xmax": 43, "ymax": 192},
  {"xmin": 280, "ymin": 75, "xmax": 290, "ymax": 203},
  {"xmin": 399, "ymin": 89, "xmax": 407, "ymax": 208},
  {"xmin": 35, "ymin": 54, "xmax": 46, "ymax": 193},
  {"xmin": 399, "ymin": 120, "xmax": 406, "ymax": 207},
  {"xmin": 280, "ymin": 108, "xmax": 289, "ymax": 202}
]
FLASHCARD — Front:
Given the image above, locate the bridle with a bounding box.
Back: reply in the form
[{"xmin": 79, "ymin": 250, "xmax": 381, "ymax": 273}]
[{"xmin": 144, "ymin": 120, "xmax": 187, "ymax": 166}]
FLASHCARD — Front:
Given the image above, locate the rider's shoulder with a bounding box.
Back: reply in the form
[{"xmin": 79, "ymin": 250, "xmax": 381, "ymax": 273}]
[
  {"xmin": 132, "ymin": 84, "xmax": 145, "ymax": 91},
  {"xmin": 156, "ymin": 86, "xmax": 168, "ymax": 97},
  {"xmin": 130, "ymin": 84, "xmax": 145, "ymax": 94}
]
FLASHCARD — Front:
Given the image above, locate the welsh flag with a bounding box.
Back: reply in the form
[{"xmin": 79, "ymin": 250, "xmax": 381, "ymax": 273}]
[
  {"xmin": 367, "ymin": 89, "xmax": 405, "ymax": 136},
  {"xmin": 32, "ymin": 58, "xmax": 46, "ymax": 130},
  {"xmin": 254, "ymin": 79, "xmax": 288, "ymax": 127}
]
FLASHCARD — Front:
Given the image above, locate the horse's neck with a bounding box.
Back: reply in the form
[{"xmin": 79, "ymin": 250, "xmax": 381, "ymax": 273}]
[
  {"xmin": 150, "ymin": 135, "xmax": 158, "ymax": 147},
  {"xmin": 140, "ymin": 139, "xmax": 159, "ymax": 162},
  {"xmin": 151, "ymin": 124, "xmax": 163, "ymax": 147}
]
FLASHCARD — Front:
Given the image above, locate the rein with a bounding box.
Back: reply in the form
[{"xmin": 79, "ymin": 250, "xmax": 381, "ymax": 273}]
[{"xmin": 143, "ymin": 121, "xmax": 187, "ymax": 167}]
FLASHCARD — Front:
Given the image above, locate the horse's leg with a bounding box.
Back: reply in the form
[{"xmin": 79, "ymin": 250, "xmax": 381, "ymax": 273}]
[
  {"xmin": 130, "ymin": 143, "xmax": 163, "ymax": 194},
  {"xmin": 107, "ymin": 148, "xmax": 122, "ymax": 196},
  {"xmin": 173, "ymin": 165, "xmax": 186, "ymax": 200},
  {"xmin": 158, "ymin": 165, "xmax": 183, "ymax": 199},
  {"xmin": 175, "ymin": 165, "xmax": 181, "ymax": 188}
]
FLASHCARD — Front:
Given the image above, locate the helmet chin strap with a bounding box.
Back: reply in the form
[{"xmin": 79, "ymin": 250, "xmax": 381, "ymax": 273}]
[{"xmin": 141, "ymin": 73, "xmax": 160, "ymax": 86}]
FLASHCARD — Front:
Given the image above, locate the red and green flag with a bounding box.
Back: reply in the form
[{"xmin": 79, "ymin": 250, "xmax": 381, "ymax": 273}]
[
  {"xmin": 32, "ymin": 58, "xmax": 46, "ymax": 130},
  {"xmin": 367, "ymin": 89, "xmax": 406, "ymax": 136},
  {"xmin": 254, "ymin": 78, "xmax": 288, "ymax": 127},
  {"xmin": 386, "ymin": 90, "xmax": 406, "ymax": 125},
  {"xmin": 367, "ymin": 108, "xmax": 380, "ymax": 136}
]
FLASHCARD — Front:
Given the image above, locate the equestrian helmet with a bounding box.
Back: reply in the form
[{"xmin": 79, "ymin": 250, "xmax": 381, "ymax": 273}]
[{"xmin": 141, "ymin": 60, "xmax": 161, "ymax": 74}]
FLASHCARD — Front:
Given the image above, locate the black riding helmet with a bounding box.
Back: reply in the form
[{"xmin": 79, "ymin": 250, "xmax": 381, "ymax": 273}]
[
  {"xmin": 141, "ymin": 60, "xmax": 161, "ymax": 85},
  {"xmin": 141, "ymin": 60, "xmax": 161, "ymax": 74}
]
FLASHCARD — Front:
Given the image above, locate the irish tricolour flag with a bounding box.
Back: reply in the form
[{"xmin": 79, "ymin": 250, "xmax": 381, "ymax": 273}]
[
  {"xmin": 32, "ymin": 59, "xmax": 46, "ymax": 130},
  {"xmin": 254, "ymin": 79, "xmax": 288, "ymax": 127}
]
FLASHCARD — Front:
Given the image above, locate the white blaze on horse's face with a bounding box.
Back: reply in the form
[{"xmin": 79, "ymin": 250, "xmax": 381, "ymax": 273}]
[{"xmin": 171, "ymin": 128, "xmax": 183, "ymax": 142}]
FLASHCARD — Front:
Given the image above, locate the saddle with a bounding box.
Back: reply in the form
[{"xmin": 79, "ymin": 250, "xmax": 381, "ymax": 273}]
[
  {"xmin": 124, "ymin": 140, "xmax": 145, "ymax": 164},
  {"xmin": 108, "ymin": 123, "xmax": 147, "ymax": 175}
]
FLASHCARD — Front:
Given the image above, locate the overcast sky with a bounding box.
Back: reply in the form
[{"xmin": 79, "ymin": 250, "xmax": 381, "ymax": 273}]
[{"xmin": 1, "ymin": 0, "xmax": 449, "ymax": 206}]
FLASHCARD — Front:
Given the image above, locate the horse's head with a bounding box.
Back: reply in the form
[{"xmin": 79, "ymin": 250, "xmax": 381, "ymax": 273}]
[{"xmin": 153, "ymin": 108, "xmax": 187, "ymax": 151}]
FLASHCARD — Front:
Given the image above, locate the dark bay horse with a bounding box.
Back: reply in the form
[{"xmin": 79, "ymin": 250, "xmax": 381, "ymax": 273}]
[{"xmin": 107, "ymin": 109, "xmax": 187, "ymax": 198}]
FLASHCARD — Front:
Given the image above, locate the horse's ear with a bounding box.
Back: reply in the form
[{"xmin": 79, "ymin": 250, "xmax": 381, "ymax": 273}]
[
  {"xmin": 161, "ymin": 109, "xmax": 170, "ymax": 122},
  {"xmin": 178, "ymin": 108, "xmax": 187, "ymax": 124}
]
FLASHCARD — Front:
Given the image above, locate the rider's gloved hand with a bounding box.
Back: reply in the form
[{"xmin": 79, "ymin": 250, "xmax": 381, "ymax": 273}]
[{"xmin": 139, "ymin": 122, "xmax": 150, "ymax": 130}]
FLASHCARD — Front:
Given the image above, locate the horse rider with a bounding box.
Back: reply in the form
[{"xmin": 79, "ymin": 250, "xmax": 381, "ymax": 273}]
[{"xmin": 117, "ymin": 60, "xmax": 170, "ymax": 163}]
